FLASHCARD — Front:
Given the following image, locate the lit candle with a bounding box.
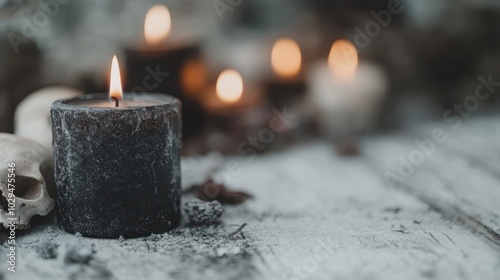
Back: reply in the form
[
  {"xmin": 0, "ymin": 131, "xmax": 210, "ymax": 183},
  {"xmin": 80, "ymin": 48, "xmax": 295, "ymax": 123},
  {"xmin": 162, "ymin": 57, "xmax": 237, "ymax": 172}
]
[
  {"xmin": 265, "ymin": 38, "xmax": 306, "ymax": 108},
  {"xmin": 308, "ymin": 39, "xmax": 388, "ymax": 140},
  {"xmin": 125, "ymin": 4, "xmax": 205, "ymax": 140},
  {"xmin": 272, "ymin": 38, "xmax": 302, "ymax": 79},
  {"xmin": 51, "ymin": 56, "xmax": 182, "ymax": 238},
  {"xmin": 203, "ymin": 69, "xmax": 261, "ymax": 114},
  {"xmin": 193, "ymin": 69, "xmax": 267, "ymax": 154},
  {"xmin": 144, "ymin": 5, "xmax": 171, "ymax": 46}
]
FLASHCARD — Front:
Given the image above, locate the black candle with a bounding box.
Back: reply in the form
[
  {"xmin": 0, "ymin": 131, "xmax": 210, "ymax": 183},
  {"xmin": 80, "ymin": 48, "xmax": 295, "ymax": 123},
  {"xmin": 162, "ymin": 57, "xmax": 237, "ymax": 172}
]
[
  {"xmin": 125, "ymin": 4, "xmax": 206, "ymax": 141},
  {"xmin": 265, "ymin": 38, "xmax": 306, "ymax": 108},
  {"xmin": 51, "ymin": 93, "xmax": 181, "ymax": 238},
  {"xmin": 189, "ymin": 69, "xmax": 270, "ymax": 154}
]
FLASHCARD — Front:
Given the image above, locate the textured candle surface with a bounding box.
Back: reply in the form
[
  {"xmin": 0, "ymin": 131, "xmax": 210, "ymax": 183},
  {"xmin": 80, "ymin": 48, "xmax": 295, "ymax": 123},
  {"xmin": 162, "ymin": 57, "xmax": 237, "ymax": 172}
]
[{"xmin": 51, "ymin": 93, "xmax": 181, "ymax": 238}]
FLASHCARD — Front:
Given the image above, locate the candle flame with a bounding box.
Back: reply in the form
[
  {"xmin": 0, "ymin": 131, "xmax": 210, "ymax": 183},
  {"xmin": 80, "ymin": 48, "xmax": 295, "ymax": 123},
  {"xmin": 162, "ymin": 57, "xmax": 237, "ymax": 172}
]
[
  {"xmin": 109, "ymin": 55, "xmax": 123, "ymax": 103},
  {"xmin": 271, "ymin": 38, "xmax": 301, "ymax": 78},
  {"xmin": 216, "ymin": 69, "xmax": 243, "ymax": 104},
  {"xmin": 145, "ymin": 5, "xmax": 171, "ymax": 45},
  {"xmin": 328, "ymin": 39, "xmax": 358, "ymax": 80}
]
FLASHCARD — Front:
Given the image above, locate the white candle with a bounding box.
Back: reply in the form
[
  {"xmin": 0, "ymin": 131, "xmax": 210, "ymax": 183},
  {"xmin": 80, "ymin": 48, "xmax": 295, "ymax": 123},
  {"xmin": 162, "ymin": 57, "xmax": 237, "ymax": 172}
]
[{"xmin": 308, "ymin": 39, "xmax": 388, "ymax": 138}]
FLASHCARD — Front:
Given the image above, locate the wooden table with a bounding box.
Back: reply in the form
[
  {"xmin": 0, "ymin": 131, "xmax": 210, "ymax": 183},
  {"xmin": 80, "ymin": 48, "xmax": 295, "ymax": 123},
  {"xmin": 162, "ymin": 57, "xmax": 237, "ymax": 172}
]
[{"xmin": 2, "ymin": 115, "xmax": 500, "ymax": 280}]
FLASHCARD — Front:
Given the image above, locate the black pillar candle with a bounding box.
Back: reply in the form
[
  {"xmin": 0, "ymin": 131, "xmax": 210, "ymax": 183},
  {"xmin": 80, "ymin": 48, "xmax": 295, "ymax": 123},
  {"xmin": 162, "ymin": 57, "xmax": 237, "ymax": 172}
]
[
  {"xmin": 265, "ymin": 38, "xmax": 306, "ymax": 108},
  {"xmin": 51, "ymin": 93, "xmax": 181, "ymax": 238},
  {"xmin": 124, "ymin": 4, "xmax": 207, "ymax": 141},
  {"xmin": 191, "ymin": 70, "xmax": 271, "ymax": 154}
]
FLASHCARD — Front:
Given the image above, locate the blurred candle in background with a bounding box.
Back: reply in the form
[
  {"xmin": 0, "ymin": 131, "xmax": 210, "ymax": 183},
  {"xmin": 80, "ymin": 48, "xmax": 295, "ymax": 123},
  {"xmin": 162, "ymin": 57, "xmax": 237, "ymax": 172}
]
[
  {"xmin": 193, "ymin": 69, "xmax": 268, "ymax": 154},
  {"xmin": 328, "ymin": 39, "xmax": 358, "ymax": 81},
  {"xmin": 216, "ymin": 69, "xmax": 244, "ymax": 104},
  {"xmin": 125, "ymin": 4, "xmax": 206, "ymax": 141},
  {"xmin": 203, "ymin": 69, "xmax": 259, "ymax": 113},
  {"xmin": 144, "ymin": 5, "xmax": 171, "ymax": 46},
  {"xmin": 308, "ymin": 39, "xmax": 388, "ymax": 140},
  {"xmin": 271, "ymin": 38, "xmax": 302, "ymax": 79},
  {"xmin": 265, "ymin": 38, "xmax": 306, "ymax": 108}
]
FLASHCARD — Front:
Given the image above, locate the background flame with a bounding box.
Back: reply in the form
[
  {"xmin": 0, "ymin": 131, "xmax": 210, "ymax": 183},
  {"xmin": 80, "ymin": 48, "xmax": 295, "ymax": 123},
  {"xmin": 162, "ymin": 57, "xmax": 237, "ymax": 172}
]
[
  {"xmin": 145, "ymin": 5, "xmax": 171, "ymax": 45},
  {"xmin": 216, "ymin": 69, "xmax": 243, "ymax": 104},
  {"xmin": 271, "ymin": 38, "xmax": 302, "ymax": 78},
  {"xmin": 328, "ymin": 39, "xmax": 359, "ymax": 81}
]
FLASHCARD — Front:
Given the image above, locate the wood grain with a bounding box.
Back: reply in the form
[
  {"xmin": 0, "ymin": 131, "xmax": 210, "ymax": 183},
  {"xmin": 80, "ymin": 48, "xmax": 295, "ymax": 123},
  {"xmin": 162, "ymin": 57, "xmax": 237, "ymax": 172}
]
[
  {"xmin": 2, "ymin": 117, "xmax": 500, "ymax": 280},
  {"xmin": 363, "ymin": 115, "xmax": 500, "ymax": 244}
]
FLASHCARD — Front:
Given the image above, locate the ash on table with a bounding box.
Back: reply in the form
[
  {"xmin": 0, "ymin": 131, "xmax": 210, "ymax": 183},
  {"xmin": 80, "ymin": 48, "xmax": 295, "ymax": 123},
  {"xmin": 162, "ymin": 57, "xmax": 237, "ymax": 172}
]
[
  {"xmin": 35, "ymin": 241, "xmax": 60, "ymax": 260},
  {"xmin": 61, "ymin": 242, "xmax": 94, "ymax": 265},
  {"xmin": 184, "ymin": 199, "xmax": 224, "ymax": 225}
]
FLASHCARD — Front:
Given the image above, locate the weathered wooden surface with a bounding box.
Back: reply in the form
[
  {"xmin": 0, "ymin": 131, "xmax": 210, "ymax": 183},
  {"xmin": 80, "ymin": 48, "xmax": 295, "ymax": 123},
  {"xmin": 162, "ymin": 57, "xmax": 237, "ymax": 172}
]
[
  {"xmin": 363, "ymin": 115, "xmax": 500, "ymax": 244},
  {"xmin": 1, "ymin": 115, "xmax": 500, "ymax": 280}
]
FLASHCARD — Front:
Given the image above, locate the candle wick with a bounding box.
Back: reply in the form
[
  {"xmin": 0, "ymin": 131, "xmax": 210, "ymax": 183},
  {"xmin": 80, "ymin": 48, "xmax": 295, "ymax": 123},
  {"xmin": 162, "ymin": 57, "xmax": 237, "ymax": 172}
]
[{"xmin": 112, "ymin": 97, "xmax": 119, "ymax": 108}]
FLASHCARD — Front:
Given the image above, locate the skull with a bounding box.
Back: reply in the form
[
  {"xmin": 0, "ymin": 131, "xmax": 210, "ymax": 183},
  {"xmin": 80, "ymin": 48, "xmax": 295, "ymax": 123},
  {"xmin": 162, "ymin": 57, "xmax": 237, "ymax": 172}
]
[
  {"xmin": 0, "ymin": 133, "xmax": 55, "ymax": 229},
  {"xmin": 15, "ymin": 86, "xmax": 82, "ymax": 153}
]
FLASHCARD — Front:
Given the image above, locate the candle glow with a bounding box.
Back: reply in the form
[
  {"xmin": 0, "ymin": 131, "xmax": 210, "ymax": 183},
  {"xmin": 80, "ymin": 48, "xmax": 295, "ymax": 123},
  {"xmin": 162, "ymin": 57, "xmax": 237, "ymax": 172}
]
[
  {"xmin": 271, "ymin": 38, "xmax": 302, "ymax": 78},
  {"xmin": 216, "ymin": 69, "xmax": 243, "ymax": 104},
  {"xmin": 145, "ymin": 5, "xmax": 171, "ymax": 45},
  {"xmin": 328, "ymin": 39, "xmax": 359, "ymax": 81},
  {"xmin": 109, "ymin": 55, "xmax": 123, "ymax": 105}
]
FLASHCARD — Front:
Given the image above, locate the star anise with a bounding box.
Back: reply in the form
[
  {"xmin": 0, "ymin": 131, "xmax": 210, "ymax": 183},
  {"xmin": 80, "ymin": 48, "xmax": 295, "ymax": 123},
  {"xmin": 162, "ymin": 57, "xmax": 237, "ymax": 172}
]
[{"xmin": 184, "ymin": 179, "xmax": 253, "ymax": 205}]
